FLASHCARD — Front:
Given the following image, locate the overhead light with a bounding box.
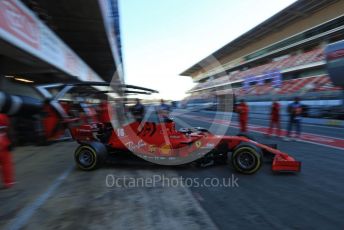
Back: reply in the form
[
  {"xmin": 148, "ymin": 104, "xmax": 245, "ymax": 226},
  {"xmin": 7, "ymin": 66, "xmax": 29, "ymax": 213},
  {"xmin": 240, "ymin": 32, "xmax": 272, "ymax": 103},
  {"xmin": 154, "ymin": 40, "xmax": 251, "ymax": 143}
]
[
  {"xmin": 14, "ymin": 78, "xmax": 34, "ymax": 83},
  {"xmin": 4, "ymin": 75, "xmax": 14, "ymax": 78}
]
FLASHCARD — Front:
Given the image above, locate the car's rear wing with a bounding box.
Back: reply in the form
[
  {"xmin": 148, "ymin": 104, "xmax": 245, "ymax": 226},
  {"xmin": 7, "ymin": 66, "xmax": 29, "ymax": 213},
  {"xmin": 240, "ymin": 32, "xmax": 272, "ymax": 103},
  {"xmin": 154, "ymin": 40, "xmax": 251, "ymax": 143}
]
[{"xmin": 35, "ymin": 81, "xmax": 159, "ymax": 100}]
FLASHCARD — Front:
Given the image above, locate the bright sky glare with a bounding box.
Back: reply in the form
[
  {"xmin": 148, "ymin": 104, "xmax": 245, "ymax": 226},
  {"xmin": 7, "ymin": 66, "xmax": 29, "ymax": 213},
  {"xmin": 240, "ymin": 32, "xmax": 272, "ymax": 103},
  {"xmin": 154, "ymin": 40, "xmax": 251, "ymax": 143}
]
[{"xmin": 119, "ymin": 0, "xmax": 297, "ymax": 100}]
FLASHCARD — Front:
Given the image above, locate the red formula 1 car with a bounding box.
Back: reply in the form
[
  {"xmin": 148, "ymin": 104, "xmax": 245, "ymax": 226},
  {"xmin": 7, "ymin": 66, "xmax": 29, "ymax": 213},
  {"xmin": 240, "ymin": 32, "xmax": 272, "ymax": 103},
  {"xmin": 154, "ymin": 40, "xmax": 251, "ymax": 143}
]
[{"xmin": 71, "ymin": 98, "xmax": 301, "ymax": 174}]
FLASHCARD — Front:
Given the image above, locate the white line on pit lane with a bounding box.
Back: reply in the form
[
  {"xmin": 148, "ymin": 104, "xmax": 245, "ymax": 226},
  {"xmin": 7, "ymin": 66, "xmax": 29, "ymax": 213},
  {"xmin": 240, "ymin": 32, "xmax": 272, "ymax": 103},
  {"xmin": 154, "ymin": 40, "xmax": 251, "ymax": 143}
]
[
  {"xmin": 182, "ymin": 115, "xmax": 344, "ymax": 151},
  {"xmin": 247, "ymin": 117, "xmax": 344, "ymax": 131},
  {"xmin": 5, "ymin": 165, "xmax": 74, "ymax": 230}
]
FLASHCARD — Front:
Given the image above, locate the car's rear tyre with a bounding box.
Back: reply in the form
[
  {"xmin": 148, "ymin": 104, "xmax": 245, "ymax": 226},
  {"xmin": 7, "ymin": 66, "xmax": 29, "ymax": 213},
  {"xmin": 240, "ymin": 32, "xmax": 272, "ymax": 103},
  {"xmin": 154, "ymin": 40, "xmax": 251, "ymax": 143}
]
[
  {"xmin": 231, "ymin": 143, "xmax": 262, "ymax": 174},
  {"xmin": 237, "ymin": 133, "xmax": 256, "ymax": 141},
  {"xmin": 74, "ymin": 143, "xmax": 107, "ymax": 170}
]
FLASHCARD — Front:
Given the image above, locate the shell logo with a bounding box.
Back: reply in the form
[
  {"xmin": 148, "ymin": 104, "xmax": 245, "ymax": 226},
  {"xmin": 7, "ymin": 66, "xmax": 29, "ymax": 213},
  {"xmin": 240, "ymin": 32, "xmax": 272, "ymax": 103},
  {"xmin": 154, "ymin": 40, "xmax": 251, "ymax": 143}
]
[
  {"xmin": 160, "ymin": 144, "xmax": 172, "ymax": 155},
  {"xmin": 148, "ymin": 145, "xmax": 157, "ymax": 154}
]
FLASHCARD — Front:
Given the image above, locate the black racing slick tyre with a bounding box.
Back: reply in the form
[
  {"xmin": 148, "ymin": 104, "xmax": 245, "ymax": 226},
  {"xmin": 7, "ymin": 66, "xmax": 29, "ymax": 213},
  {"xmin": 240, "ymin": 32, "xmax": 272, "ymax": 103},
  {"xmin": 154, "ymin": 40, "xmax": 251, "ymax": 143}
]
[
  {"xmin": 74, "ymin": 142, "xmax": 107, "ymax": 170},
  {"xmin": 237, "ymin": 133, "xmax": 256, "ymax": 141},
  {"xmin": 231, "ymin": 143, "xmax": 262, "ymax": 174}
]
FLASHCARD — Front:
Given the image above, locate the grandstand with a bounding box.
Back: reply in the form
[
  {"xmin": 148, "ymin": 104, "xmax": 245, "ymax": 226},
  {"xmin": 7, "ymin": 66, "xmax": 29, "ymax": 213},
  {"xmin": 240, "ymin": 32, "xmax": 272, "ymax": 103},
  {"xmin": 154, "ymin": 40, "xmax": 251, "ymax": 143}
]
[{"xmin": 181, "ymin": 0, "xmax": 344, "ymax": 116}]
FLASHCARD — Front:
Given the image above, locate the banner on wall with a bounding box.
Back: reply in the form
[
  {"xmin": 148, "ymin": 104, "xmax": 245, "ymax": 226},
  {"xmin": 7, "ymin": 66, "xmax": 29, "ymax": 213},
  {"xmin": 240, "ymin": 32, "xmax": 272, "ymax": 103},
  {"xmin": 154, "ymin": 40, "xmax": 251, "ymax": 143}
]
[
  {"xmin": 243, "ymin": 70, "xmax": 282, "ymax": 91},
  {"xmin": 0, "ymin": 0, "xmax": 102, "ymax": 82}
]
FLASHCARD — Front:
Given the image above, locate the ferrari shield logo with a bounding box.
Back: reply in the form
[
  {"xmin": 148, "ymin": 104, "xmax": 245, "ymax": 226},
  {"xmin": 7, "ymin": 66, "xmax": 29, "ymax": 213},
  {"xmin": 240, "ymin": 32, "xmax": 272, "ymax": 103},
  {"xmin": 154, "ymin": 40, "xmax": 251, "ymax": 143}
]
[{"xmin": 195, "ymin": 141, "xmax": 202, "ymax": 148}]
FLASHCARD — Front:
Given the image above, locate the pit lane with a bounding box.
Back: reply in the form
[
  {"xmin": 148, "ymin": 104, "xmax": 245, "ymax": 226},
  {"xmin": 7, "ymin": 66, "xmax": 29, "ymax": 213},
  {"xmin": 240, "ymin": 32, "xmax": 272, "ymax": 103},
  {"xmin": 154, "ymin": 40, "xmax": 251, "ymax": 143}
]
[
  {"xmin": 173, "ymin": 110, "xmax": 344, "ymax": 229},
  {"xmin": 1, "ymin": 111, "xmax": 344, "ymax": 229}
]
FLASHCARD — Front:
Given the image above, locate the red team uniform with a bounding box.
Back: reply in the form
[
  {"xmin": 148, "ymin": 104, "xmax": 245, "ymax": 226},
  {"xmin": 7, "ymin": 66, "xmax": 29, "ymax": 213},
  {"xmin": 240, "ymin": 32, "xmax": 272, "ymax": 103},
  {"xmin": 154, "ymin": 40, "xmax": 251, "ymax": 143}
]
[
  {"xmin": 236, "ymin": 102, "xmax": 249, "ymax": 133},
  {"xmin": 99, "ymin": 101, "xmax": 111, "ymax": 124},
  {"xmin": 268, "ymin": 101, "xmax": 281, "ymax": 136},
  {"xmin": 0, "ymin": 114, "xmax": 14, "ymax": 188}
]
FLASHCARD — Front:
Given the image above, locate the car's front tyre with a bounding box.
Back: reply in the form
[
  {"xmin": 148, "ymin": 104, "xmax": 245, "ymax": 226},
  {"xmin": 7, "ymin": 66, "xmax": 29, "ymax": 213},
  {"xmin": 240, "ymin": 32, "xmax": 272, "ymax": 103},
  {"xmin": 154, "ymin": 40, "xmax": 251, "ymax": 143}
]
[{"xmin": 231, "ymin": 143, "xmax": 262, "ymax": 174}]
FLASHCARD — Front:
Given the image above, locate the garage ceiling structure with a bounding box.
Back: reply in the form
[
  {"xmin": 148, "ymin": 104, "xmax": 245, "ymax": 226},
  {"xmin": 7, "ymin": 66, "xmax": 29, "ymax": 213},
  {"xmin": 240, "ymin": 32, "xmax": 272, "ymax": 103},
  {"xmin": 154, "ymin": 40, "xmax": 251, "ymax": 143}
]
[{"xmin": 0, "ymin": 0, "xmax": 123, "ymax": 84}]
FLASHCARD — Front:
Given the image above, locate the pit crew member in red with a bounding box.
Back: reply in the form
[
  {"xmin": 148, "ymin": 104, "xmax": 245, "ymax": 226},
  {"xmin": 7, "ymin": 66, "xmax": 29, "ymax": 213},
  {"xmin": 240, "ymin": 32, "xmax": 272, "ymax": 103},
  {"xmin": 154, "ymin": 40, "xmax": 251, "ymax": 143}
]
[
  {"xmin": 267, "ymin": 99, "xmax": 281, "ymax": 137},
  {"xmin": 236, "ymin": 99, "xmax": 249, "ymax": 133},
  {"xmin": 0, "ymin": 114, "xmax": 14, "ymax": 189},
  {"xmin": 98, "ymin": 100, "xmax": 111, "ymax": 124}
]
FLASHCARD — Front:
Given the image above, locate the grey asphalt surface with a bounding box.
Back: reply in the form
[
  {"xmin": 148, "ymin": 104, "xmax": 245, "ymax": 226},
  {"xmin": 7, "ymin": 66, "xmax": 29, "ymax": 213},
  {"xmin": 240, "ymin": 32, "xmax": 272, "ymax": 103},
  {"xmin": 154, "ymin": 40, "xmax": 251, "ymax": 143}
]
[
  {"xmin": 172, "ymin": 110, "xmax": 344, "ymax": 229},
  {"xmin": 248, "ymin": 116, "xmax": 344, "ymax": 138},
  {"xmin": 189, "ymin": 110, "xmax": 344, "ymax": 139},
  {"xmin": 0, "ymin": 110, "xmax": 343, "ymax": 230}
]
